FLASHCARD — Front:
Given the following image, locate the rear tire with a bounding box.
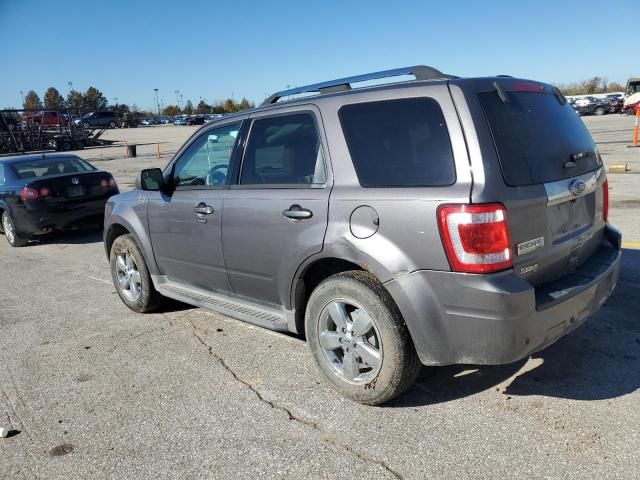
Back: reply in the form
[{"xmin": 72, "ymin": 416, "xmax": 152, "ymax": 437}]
[
  {"xmin": 1, "ymin": 212, "xmax": 28, "ymax": 247},
  {"xmin": 109, "ymin": 121, "xmax": 116, "ymax": 129},
  {"xmin": 594, "ymin": 106, "xmax": 605, "ymax": 116},
  {"xmin": 110, "ymin": 234, "xmax": 163, "ymax": 312},
  {"xmin": 305, "ymin": 271, "xmax": 421, "ymax": 405}
]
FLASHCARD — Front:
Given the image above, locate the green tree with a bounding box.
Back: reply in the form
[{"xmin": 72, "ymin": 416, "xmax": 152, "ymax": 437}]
[
  {"xmin": 608, "ymin": 82, "xmax": 624, "ymax": 92},
  {"xmin": 582, "ymin": 77, "xmax": 602, "ymax": 95},
  {"xmin": 195, "ymin": 100, "xmax": 210, "ymax": 114},
  {"xmin": 210, "ymin": 101, "xmax": 225, "ymax": 114},
  {"xmin": 183, "ymin": 100, "xmax": 194, "ymax": 114},
  {"xmin": 23, "ymin": 90, "xmax": 42, "ymax": 111},
  {"xmin": 238, "ymin": 97, "xmax": 253, "ymax": 111},
  {"xmin": 43, "ymin": 87, "xmax": 65, "ymax": 110},
  {"xmin": 109, "ymin": 103, "xmax": 130, "ymax": 117},
  {"xmin": 162, "ymin": 105, "xmax": 181, "ymax": 116},
  {"xmin": 83, "ymin": 86, "xmax": 108, "ymax": 111},
  {"xmin": 223, "ymin": 98, "xmax": 234, "ymax": 113},
  {"xmin": 66, "ymin": 89, "xmax": 84, "ymax": 114}
]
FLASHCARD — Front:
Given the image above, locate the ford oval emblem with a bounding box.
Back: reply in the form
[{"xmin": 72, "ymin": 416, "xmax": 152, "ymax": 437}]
[
  {"xmin": 569, "ymin": 179, "xmax": 586, "ymax": 196},
  {"xmin": 71, "ymin": 177, "xmax": 80, "ymax": 185}
]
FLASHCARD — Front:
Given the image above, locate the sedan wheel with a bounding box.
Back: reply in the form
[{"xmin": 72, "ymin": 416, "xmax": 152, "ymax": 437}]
[
  {"xmin": 115, "ymin": 251, "xmax": 142, "ymax": 301},
  {"xmin": 1, "ymin": 212, "xmax": 27, "ymax": 247}
]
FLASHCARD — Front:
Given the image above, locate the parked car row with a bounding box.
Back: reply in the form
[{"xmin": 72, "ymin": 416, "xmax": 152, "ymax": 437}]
[
  {"xmin": 174, "ymin": 114, "xmax": 223, "ymax": 125},
  {"xmin": 567, "ymin": 93, "xmax": 624, "ymax": 116}
]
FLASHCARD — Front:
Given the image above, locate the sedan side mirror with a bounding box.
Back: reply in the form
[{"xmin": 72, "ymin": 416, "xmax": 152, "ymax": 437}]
[{"xmin": 136, "ymin": 168, "xmax": 165, "ymax": 191}]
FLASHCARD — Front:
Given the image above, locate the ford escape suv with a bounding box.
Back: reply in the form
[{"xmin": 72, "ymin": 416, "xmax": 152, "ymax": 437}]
[{"xmin": 104, "ymin": 66, "xmax": 621, "ymax": 405}]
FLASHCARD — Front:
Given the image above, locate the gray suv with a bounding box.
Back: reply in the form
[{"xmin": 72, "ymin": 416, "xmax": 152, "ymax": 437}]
[{"xmin": 104, "ymin": 66, "xmax": 621, "ymax": 405}]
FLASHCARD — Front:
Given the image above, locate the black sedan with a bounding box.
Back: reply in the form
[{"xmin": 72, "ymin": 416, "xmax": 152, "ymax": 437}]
[
  {"xmin": 184, "ymin": 115, "xmax": 207, "ymax": 125},
  {"xmin": 0, "ymin": 153, "xmax": 119, "ymax": 247}
]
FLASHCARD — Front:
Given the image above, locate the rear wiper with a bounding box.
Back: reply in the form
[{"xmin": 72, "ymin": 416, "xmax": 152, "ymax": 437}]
[{"xmin": 564, "ymin": 151, "xmax": 593, "ymax": 168}]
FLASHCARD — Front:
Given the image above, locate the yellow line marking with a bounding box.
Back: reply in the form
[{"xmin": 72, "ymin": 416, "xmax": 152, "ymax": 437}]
[{"xmin": 622, "ymin": 241, "xmax": 640, "ymax": 249}]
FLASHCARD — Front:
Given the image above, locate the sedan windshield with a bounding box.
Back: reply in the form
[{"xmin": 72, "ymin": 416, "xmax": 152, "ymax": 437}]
[{"xmin": 11, "ymin": 157, "xmax": 96, "ymax": 180}]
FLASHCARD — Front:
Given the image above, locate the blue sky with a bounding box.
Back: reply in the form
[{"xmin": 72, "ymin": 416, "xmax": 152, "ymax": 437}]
[{"xmin": 0, "ymin": 0, "xmax": 635, "ymax": 110}]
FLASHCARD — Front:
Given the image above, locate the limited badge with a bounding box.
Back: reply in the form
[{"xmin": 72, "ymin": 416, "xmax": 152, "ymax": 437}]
[
  {"xmin": 520, "ymin": 263, "xmax": 539, "ymax": 275},
  {"xmin": 517, "ymin": 236, "xmax": 544, "ymax": 256}
]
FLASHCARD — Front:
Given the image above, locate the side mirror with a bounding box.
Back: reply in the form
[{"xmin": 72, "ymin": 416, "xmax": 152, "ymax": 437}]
[{"xmin": 136, "ymin": 168, "xmax": 165, "ymax": 191}]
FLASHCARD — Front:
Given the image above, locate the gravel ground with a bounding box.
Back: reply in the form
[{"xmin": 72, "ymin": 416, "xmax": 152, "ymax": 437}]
[{"xmin": 0, "ymin": 114, "xmax": 639, "ymax": 480}]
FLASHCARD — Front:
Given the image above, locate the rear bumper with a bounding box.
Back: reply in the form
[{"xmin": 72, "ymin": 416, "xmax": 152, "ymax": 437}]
[
  {"xmin": 13, "ymin": 200, "xmax": 108, "ymax": 236},
  {"xmin": 385, "ymin": 225, "xmax": 622, "ymax": 366}
]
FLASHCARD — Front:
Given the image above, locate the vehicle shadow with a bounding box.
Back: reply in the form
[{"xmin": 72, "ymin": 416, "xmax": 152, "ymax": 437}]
[
  {"xmin": 391, "ymin": 248, "xmax": 640, "ymax": 408},
  {"xmin": 27, "ymin": 228, "xmax": 104, "ymax": 246}
]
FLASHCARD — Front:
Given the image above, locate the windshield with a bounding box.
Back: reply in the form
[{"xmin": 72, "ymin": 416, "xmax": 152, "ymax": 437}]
[
  {"xmin": 81, "ymin": 113, "xmax": 93, "ymax": 119},
  {"xmin": 479, "ymin": 91, "xmax": 601, "ymax": 186},
  {"xmin": 11, "ymin": 157, "xmax": 96, "ymax": 180},
  {"xmin": 626, "ymin": 80, "xmax": 640, "ymax": 95}
]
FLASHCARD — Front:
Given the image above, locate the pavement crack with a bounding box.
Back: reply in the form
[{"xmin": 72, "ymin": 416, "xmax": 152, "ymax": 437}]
[{"xmin": 191, "ymin": 331, "xmax": 403, "ymax": 479}]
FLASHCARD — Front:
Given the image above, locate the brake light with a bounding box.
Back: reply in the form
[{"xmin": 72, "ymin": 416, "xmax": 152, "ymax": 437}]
[
  {"xmin": 437, "ymin": 203, "xmax": 512, "ymax": 273},
  {"xmin": 101, "ymin": 176, "xmax": 118, "ymax": 189},
  {"xmin": 602, "ymin": 179, "xmax": 609, "ymax": 222},
  {"xmin": 514, "ymin": 82, "xmax": 545, "ymax": 93},
  {"xmin": 20, "ymin": 186, "xmax": 39, "ymax": 201},
  {"xmin": 39, "ymin": 187, "xmax": 50, "ymax": 197}
]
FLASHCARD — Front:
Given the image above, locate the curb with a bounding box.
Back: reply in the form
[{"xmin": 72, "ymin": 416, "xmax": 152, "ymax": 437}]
[{"xmin": 607, "ymin": 164, "xmax": 631, "ymax": 173}]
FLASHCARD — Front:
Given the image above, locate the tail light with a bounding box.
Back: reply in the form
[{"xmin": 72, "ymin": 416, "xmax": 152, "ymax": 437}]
[
  {"xmin": 437, "ymin": 203, "xmax": 512, "ymax": 273},
  {"xmin": 39, "ymin": 187, "xmax": 50, "ymax": 197},
  {"xmin": 100, "ymin": 176, "xmax": 118, "ymax": 189},
  {"xmin": 602, "ymin": 179, "xmax": 609, "ymax": 222},
  {"xmin": 20, "ymin": 186, "xmax": 39, "ymax": 201}
]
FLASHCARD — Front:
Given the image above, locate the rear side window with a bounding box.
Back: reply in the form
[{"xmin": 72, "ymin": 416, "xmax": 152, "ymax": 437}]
[
  {"xmin": 478, "ymin": 91, "xmax": 601, "ymax": 186},
  {"xmin": 240, "ymin": 113, "xmax": 326, "ymax": 186},
  {"xmin": 339, "ymin": 98, "xmax": 455, "ymax": 187}
]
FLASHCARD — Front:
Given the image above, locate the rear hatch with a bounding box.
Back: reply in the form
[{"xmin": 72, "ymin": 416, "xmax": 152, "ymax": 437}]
[{"xmin": 453, "ymin": 78, "xmax": 608, "ymax": 287}]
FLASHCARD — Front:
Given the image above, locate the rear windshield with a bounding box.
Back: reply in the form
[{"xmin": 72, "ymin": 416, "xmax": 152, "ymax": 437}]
[
  {"xmin": 339, "ymin": 98, "xmax": 456, "ymax": 187},
  {"xmin": 478, "ymin": 91, "xmax": 601, "ymax": 186},
  {"xmin": 11, "ymin": 157, "xmax": 95, "ymax": 180}
]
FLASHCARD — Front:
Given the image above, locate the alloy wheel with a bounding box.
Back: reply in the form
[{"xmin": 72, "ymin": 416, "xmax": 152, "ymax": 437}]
[
  {"xmin": 115, "ymin": 252, "xmax": 142, "ymax": 301},
  {"xmin": 317, "ymin": 300, "xmax": 383, "ymax": 384},
  {"xmin": 3, "ymin": 215, "xmax": 15, "ymax": 244}
]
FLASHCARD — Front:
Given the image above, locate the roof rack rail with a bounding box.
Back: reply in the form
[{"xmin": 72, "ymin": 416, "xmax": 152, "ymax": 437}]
[{"xmin": 262, "ymin": 65, "xmax": 456, "ymax": 105}]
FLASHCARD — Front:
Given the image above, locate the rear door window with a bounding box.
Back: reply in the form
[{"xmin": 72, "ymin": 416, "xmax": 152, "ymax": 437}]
[
  {"xmin": 478, "ymin": 91, "xmax": 601, "ymax": 186},
  {"xmin": 239, "ymin": 113, "xmax": 326, "ymax": 186},
  {"xmin": 338, "ymin": 98, "xmax": 455, "ymax": 187}
]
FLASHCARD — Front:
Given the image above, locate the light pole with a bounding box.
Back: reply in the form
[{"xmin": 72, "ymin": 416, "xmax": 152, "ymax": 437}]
[
  {"xmin": 175, "ymin": 90, "xmax": 180, "ymax": 106},
  {"xmin": 113, "ymin": 97, "xmax": 118, "ymax": 110},
  {"xmin": 179, "ymin": 94, "xmax": 183, "ymax": 109},
  {"xmin": 68, "ymin": 81, "xmax": 73, "ymax": 91},
  {"xmin": 19, "ymin": 90, "xmax": 24, "ymax": 108},
  {"xmin": 153, "ymin": 88, "xmax": 160, "ymax": 115}
]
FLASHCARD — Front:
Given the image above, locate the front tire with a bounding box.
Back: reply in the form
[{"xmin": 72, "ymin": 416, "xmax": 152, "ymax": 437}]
[
  {"xmin": 594, "ymin": 106, "xmax": 605, "ymax": 116},
  {"xmin": 109, "ymin": 121, "xmax": 116, "ymax": 129},
  {"xmin": 1, "ymin": 212, "xmax": 28, "ymax": 247},
  {"xmin": 305, "ymin": 271, "xmax": 421, "ymax": 405},
  {"xmin": 110, "ymin": 234, "xmax": 163, "ymax": 312}
]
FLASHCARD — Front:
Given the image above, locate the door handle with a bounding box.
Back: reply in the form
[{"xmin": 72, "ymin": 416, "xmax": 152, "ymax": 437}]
[
  {"xmin": 193, "ymin": 203, "xmax": 215, "ymax": 215},
  {"xmin": 282, "ymin": 204, "xmax": 313, "ymax": 220}
]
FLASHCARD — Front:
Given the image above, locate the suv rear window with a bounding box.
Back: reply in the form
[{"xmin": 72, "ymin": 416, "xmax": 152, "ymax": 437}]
[
  {"xmin": 339, "ymin": 98, "xmax": 456, "ymax": 187},
  {"xmin": 478, "ymin": 91, "xmax": 601, "ymax": 186}
]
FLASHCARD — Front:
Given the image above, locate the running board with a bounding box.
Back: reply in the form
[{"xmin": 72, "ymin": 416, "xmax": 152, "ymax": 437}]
[{"xmin": 152, "ymin": 276, "xmax": 290, "ymax": 332}]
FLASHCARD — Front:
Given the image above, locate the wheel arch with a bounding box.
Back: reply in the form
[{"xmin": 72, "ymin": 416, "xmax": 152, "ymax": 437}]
[
  {"xmin": 291, "ymin": 257, "xmax": 363, "ymax": 336},
  {"xmin": 104, "ymin": 212, "xmax": 160, "ymax": 276}
]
